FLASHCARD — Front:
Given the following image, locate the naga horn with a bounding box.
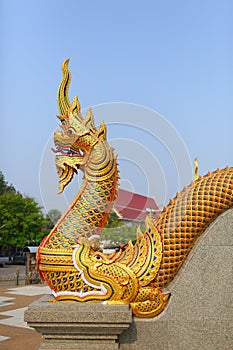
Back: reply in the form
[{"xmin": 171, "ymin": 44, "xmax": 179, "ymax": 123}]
[
  {"xmin": 57, "ymin": 59, "xmax": 81, "ymax": 119},
  {"xmin": 57, "ymin": 58, "xmax": 71, "ymax": 116}
]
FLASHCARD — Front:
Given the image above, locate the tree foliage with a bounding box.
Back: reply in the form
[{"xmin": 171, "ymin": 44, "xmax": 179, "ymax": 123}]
[
  {"xmin": 0, "ymin": 171, "xmax": 55, "ymax": 255},
  {"xmin": 46, "ymin": 209, "xmax": 62, "ymax": 229},
  {"xmin": 102, "ymin": 224, "xmax": 137, "ymax": 246},
  {"xmin": 0, "ymin": 171, "xmax": 16, "ymax": 195},
  {"xmin": 102, "ymin": 210, "xmax": 138, "ymax": 247},
  {"xmin": 106, "ymin": 211, "xmax": 123, "ymax": 228}
]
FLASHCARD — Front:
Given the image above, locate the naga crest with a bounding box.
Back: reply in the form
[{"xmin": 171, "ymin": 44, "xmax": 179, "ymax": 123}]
[{"xmin": 54, "ymin": 59, "xmax": 108, "ymax": 193}]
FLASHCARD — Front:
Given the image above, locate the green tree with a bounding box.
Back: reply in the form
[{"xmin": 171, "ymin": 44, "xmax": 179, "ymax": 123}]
[
  {"xmin": 106, "ymin": 211, "xmax": 123, "ymax": 228},
  {"xmin": 46, "ymin": 209, "xmax": 62, "ymax": 229},
  {"xmin": 0, "ymin": 172, "xmax": 48, "ymax": 255},
  {"xmin": 0, "ymin": 171, "xmax": 16, "ymax": 195}
]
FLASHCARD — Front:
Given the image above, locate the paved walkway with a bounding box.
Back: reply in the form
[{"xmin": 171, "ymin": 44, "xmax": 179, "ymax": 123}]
[{"xmin": 0, "ymin": 285, "xmax": 50, "ymax": 350}]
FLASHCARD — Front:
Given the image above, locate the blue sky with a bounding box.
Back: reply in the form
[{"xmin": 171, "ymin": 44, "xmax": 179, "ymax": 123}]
[{"xmin": 1, "ymin": 0, "xmax": 232, "ymax": 212}]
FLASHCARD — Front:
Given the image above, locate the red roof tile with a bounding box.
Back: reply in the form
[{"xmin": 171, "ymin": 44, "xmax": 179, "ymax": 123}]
[{"xmin": 114, "ymin": 188, "xmax": 160, "ymax": 221}]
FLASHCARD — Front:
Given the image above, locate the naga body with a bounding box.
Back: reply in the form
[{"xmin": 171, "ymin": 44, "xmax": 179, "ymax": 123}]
[{"xmin": 37, "ymin": 60, "xmax": 233, "ymax": 318}]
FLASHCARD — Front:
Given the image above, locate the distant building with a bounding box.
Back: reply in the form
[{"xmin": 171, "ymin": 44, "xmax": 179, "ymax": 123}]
[{"xmin": 113, "ymin": 188, "xmax": 161, "ymax": 225}]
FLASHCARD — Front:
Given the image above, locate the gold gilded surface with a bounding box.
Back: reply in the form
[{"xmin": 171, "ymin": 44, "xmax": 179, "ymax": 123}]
[
  {"xmin": 194, "ymin": 157, "xmax": 199, "ymax": 180},
  {"xmin": 37, "ymin": 60, "xmax": 233, "ymax": 318},
  {"xmin": 153, "ymin": 166, "xmax": 233, "ymax": 289}
]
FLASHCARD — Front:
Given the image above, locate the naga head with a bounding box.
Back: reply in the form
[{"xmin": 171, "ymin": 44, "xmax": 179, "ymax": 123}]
[
  {"xmin": 72, "ymin": 239, "xmax": 139, "ymax": 302},
  {"xmin": 54, "ymin": 59, "xmax": 108, "ymax": 193},
  {"xmin": 70, "ymin": 216, "xmax": 162, "ymax": 303}
]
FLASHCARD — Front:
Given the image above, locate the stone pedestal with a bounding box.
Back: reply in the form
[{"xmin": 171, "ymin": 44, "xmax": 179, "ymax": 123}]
[{"xmin": 25, "ymin": 294, "xmax": 132, "ymax": 350}]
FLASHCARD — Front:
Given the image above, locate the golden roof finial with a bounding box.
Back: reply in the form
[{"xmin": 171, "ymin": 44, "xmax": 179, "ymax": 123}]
[{"xmin": 194, "ymin": 157, "xmax": 199, "ymax": 181}]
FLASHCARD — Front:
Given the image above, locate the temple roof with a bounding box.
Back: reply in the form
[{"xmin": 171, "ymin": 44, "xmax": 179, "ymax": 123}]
[{"xmin": 113, "ymin": 188, "xmax": 160, "ymax": 222}]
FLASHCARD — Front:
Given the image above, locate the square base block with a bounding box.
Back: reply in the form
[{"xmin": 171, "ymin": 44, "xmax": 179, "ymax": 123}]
[{"xmin": 25, "ymin": 295, "xmax": 132, "ymax": 350}]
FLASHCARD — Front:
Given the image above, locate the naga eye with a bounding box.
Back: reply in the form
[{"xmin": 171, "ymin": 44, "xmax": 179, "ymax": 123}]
[
  {"xmin": 67, "ymin": 129, "xmax": 73, "ymax": 135},
  {"xmin": 94, "ymin": 255, "xmax": 102, "ymax": 260}
]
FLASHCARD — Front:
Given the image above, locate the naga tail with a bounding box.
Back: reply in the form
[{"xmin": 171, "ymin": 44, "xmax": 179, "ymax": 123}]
[{"xmin": 153, "ymin": 167, "xmax": 233, "ymax": 288}]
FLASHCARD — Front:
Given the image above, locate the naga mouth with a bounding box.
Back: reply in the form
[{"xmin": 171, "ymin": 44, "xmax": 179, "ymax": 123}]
[
  {"xmin": 53, "ymin": 144, "xmax": 86, "ymax": 193},
  {"xmin": 52, "ymin": 145, "xmax": 85, "ymax": 157}
]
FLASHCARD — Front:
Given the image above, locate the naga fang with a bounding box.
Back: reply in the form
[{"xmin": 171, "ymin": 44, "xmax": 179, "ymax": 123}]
[{"xmin": 37, "ymin": 60, "xmax": 233, "ymax": 318}]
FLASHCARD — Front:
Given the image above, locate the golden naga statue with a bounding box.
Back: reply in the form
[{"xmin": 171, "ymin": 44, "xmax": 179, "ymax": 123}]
[{"xmin": 37, "ymin": 60, "xmax": 233, "ymax": 318}]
